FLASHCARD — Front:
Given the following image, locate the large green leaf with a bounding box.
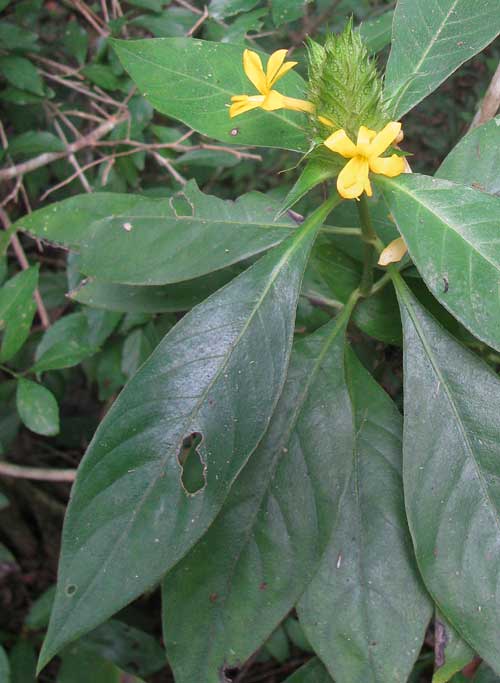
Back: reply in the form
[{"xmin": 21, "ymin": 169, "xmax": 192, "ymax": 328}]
[
  {"xmin": 385, "ymin": 0, "xmax": 500, "ymax": 119},
  {"xmin": 70, "ymin": 267, "xmax": 243, "ymax": 313},
  {"xmin": 0, "ymin": 265, "xmax": 38, "ymax": 362},
  {"xmin": 17, "ymin": 182, "xmax": 306, "ymax": 285},
  {"xmin": 298, "ymin": 350, "xmax": 431, "ymax": 683},
  {"xmin": 436, "ymin": 117, "xmax": 500, "ymax": 195},
  {"xmin": 161, "ymin": 300, "xmax": 357, "ymax": 683},
  {"xmin": 113, "ymin": 38, "xmax": 310, "ymax": 152},
  {"xmin": 394, "ymin": 274, "xmax": 500, "ymax": 673},
  {"xmin": 38, "ymin": 196, "xmax": 334, "ymax": 672},
  {"xmin": 377, "ymin": 174, "xmax": 500, "ymax": 352}
]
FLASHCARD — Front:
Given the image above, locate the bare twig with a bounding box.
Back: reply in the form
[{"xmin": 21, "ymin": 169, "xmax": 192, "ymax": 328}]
[
  {"xmin": 186, "ymin": 5, "xmax": 209, "ymax": 36},
  {"xmin": 72, "ymin": 0, "xmax": 109, "ymax": 37},
  {"xmin": 0, "ymin": 208, "xmax": 50, "ymax": 329},
  {"xmin": 151, "ymin": 151, "xmax": 188, "ymax": 185},
  {"xmin": 53, "ymin": 119, "xmax": 92, "ymax": 193},
  {"xmin": 469, "ymin": 60, "xmax": 500, "ymax": 130},
  {"xmin": 174, "ymin": 0, "xmax": 203, "ymax": 15},
  {"xmin": 0, "ymin": 113, "xmax": 128, "ymax": 181},
  {"xmin": 0, "ymin": 461, "xmax": 76, "ymax": 482}
]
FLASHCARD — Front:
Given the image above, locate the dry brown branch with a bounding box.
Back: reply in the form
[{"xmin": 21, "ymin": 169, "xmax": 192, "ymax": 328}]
[
  {"xmin": 469, "ymin": 61, "xmax": 500, "ymax": 130},
  {"xmin": 0, "ymin": 114, "xmax": 128, "ymax": 181},
  {"xmin": 186, "ymin": 5, "xmax": 209, "ymax": 36},
  {"xmin": 53, "ymin": 119, "xmax": 92, "ymax": 193},
  {"xmin": 72, "ymin": 0, "xmax": 109, "ymax": 37},
  {"xmin": 0, "ymin": 208, "xmax": 50, "ymax": 329},
  {"xmin": 40, "ymin": 71, "xmax": 122, "ymax": 108},
  {"xmin": 0, "ymin": 461, "xmax": 76, "ymax": 482},
  {"xmin": 174, "ymin": 0, "xmax": 203, "ymax": 15},
  {"xmin": 150, "ymin": 151, "xmax": 188, "ymax": 185}
]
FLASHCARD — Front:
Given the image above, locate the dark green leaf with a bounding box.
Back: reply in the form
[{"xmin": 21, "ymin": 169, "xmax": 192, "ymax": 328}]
[
  {"xmin": 26, "ymin": 586, "xmax": 56, "ymax": 630},
  {"xmin": 63, "ymin": 21, "xmax": 88, "ymax": 64},
  {"xmin": 436, "ymin": 117, "xmax": 500, "ymax": 195},
  {"xmin": 38, "ymin": 197, "xmax": 333, "ymax": 670},
  {"xmin": 298, "ymin": 350, "xmax": 431, "ymax": 683},
  {"xmin": 272, "ymin": 0, "xmax": 304, "ymax": 26},
  {"xmin": 0, "ymin": 55, "xmax": 44, "ymax": 95},
  {"xmin": 112, "ymin": 37, "xmax": 310, "ymax": 152},
  {"xmin": 279, "ymin": 153, "xmax": 342, "ymax": 215},
  {"xmin": 162, "ymin": 302, "xmax": 356, "ymax": 682},
  {"xmin": 0, "ymin": 22, "xmax": 38, "ymax": 51},
  {"xmin": 210, "ymin": 0, "xmax": 261, "ymax": 19},
  {"xmin": 394, "ymin": 274, "xmax": 500, "ymax": 673},
  {"xmin": 377, "ymin": 174, "xmax": 500, "ymax": 352},
  {"xmin": 70, "ymin": 267, "xmax": 243, "ymax": 313},
  {"xmin": 82, "ymin": 64, "xmax": 122, "ymax": 91},
  {"xmin": 131, "ymin": 8, "xmax": 195, "ymax": 38},
  {"xmin": 0, "ymin": 646, "xmax": 9, "ymax": 683},
  {"xmin": 16, "ymin": 378, "xmax": 59, "ymax": 437},
  {"xmin": 0, "ymin": 265, "xmax": 38, "ymax": 362},
  {"xmin": 385, "ymin": 0, "xmax": 500, "ymax": 118},
  {"xmin": 9, "ymin": 640, "xmax": 36, "ymax": 683},
  {"xmin": 358, "ymin": 10, "xmax": 394, "ymax": 54},
  {"xmin": 283, "ymin": 658, "xmax": 332, "ymax": 683},
  {"xmin": 474, "ymin": 664, "xmax": 500, "ymax": 683},
  {"xmin": 32, "ymin": 313, "xmax": 96, "ymax": 372},
  {"xmin": 17, "ymin": 182, "xmax": 303, "ymax": 285},
  {"xmin": 264, "ymin": 626, "xmax": 290, "ymax": 663},
  {"xmin": 8, "ymin": 131, "xmax": 66, "ymax": 157},
  {"xmin": 57, "ymin": 646, "xmax": 130, "ymax": 683},
  {"xmin": 433, "ymin": 611, "xmax": 475, "ymax": 683}
]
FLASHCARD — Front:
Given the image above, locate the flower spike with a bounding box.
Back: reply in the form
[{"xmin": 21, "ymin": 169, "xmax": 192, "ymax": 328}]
[
  {"xmin": 324, "ymin": 121, "xmax": 406, "ymax": 200},
  {"xmin": 229, "ymin": 49, "xmax": 314, "ymax": 119}
]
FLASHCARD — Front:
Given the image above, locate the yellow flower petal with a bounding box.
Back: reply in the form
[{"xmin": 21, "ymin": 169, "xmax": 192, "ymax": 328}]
[
  {"xmin": 356, "ymin": 126, "xmax": 377, "ymax": 155},
  {"xmin": 378, "ymin": 237, "xmax": 408, "ymax": 266},
  {"xmin": 369, "ymin": 154, "xmax": 406, "ymax": 177},
  {"xmin": 229, "ymin": 94, "xmax": 264, "ymax": 118},
  {"xmin": 337, "ymin": 156, "xmax": 369, "ymax": 199},
  {"xmin": 280, "ymin": 95, "xmax": 314, "ymax": 113},
  {"xmin": 367, "ymin": 121, "xmax": 402, "ymax": 159},
  {"xmin": 243, "ymin": 49, "xmax": 267, "ymax": 95},
  {"xmin": 324, "ymin": 129, "xmax": 357, "ymax": 158},
  {"xmin": 266, "ymin": 49, "xmax": 297, "ymax": 87},
  {"xmin": 260, "ymin": 89, "xmax": 286, "ymax": 111}
]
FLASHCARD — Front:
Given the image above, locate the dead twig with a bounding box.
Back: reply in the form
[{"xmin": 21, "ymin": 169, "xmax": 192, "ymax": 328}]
[
  {"xmin": 186, "ymin": 5, "xmax": 209, "ymax": 36},
  {"xmin": 0, "ymin": 208, "xmax": 50, "ymax": 329},
  {"xmin": 0, "ymin": 461, "xmax": 76, "ymax": 482},
  {"xmin": 0, "ymin": 113, "xmax": 128, "ymax": 181},
  {"xmin": 469, "ymin": 60, "xmax": 500, "ymax": 130}
]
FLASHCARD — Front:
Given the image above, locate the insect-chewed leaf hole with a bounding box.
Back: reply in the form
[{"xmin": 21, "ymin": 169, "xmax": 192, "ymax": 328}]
[
  {"xmin": 169, "ymin": 192, "xmax": 194, "ymax": 218},
  {"xmin": 220, "ymin": 665, "xmax": 241, "ymax": 682},
  {"xmin": 177, "ymin": 431, "xmax": 206, "ymax": 495}
]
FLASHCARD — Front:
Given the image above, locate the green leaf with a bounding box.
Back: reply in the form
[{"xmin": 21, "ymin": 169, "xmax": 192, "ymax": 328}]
[
  {"xmin": 385, "ymin": 0, "xmax": 500, "ymax": 119},
  {"xmin": 70, "ymin": 267, "xmax": 244, "ymax": 313},
  {"xmin": 298, "ymin": 350, "xmax": 431, "ymax": 683},
  {"xmin": 81, "ymin": 620, "xmax": 165, "ymax": 677},
  {"xmin": 474, "ymin": 664, "xmax": 500, "ymax": 683},
  {"xmin": 17, "ymin": 182, "xmax": 309, "ymax": 286},
  {"xmin": 283, "ymin": 658, "xmax": 333, "ymax": 683},
  {"xmin": 433, "ymin": 611, "xmax": 475, "ymax": 683},
  {"xmin": 57, "ymin": 646, "xmax": 144, "ymax": 683},
  {"xmin": 0, "ymin": 56, "xmax": 44, "ymax": 95},
  {"xmin": 358, "ymin": 10, "xmax": 394, "ymax": 54},
  {"xmin": 272, "ymin": 0, "xmax": 304, "ymax": 26},
  {"xmin": 394, "ymin": 274, "xmax": 500, "ymax": 673},
  {"xmin": 210, "ymin": 0, "xmax": 261, "ymax": 19},
  {"xmin": 436, "ymin": 117, "xmax": 500, "ymax": 195},
  {"xmin": 16, "ymin": 378, "xmax": 59, "ymax": 437},
  {"xmin": 0, "ymin": 646, "xmax": 9, "ymax": 683},
  {"xmin": 82, "ymin": 64, "xmax": 122, "ymax": 91},
  {"xmin": 9, "ymin": 130, "xmax": 66, "ymax": 156},
  {"xmin": 264, "ymin": 626, "xmax": 290, "ymax": 663},
  {"xmin": 161, "ymin": 301, "xmax": 356, "ymax": 682},
  {"xmin": 9, "ymin": 640, "xmax": 36, "ymax": 683},
  {"xmin": 279, "ymin": 153, "xmax": 342, "ymax": 215},
  {"xmin": 0, "ymin": 265, "xmax": 38, "ymax": 362},
  {"xmin": 377, "ymin": 174, "xmax": 500, "ymax": 352},
  {"xmin": 63, "ymin": 21, "xmax": 88, "ymax": 64},
  {"xmin": 32, "ymin": 313, "xmax": 96, "ymax": 373},
  {"xmin": 38, "ymin": 196, "xmax": 334, "ymax": 671},
  {"xmin": 112, "ymin": 37, "xmax": 310, "ymax": 152},
  {"xmin": 26, "ymin": 586, "xmax": 56, "ymax": 630},
  {"xmin": 0, "ymin": 22, "xmax": 38, "ymax": 52}
]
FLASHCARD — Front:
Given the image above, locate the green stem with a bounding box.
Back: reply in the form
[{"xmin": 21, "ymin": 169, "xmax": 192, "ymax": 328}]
[
  {"xmin": 0, "ymin": 364, "xmax": 20, "ymax": 379},
  {"xmin": 356, "ymin": 194, "xmax": 378, "ymax": 296},
  {"xmin": 319, "ymin": 226, "xmax": 362, "ymax": 237}
]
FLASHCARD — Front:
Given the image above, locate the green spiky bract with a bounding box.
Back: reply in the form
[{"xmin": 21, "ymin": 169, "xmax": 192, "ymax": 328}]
[{"xmin": 307, "ymin": 20, "xmax": 388, "ymax": 144}]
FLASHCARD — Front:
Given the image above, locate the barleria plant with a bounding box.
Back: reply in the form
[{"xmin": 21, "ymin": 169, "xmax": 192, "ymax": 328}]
[{"xmin": 1, "ymin": 1, "xmax": 500, "ymax": 681}]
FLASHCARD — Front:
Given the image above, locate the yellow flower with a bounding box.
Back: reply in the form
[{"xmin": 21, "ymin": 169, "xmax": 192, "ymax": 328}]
[
  {"xmin": 378, "ymin": 236, "xmax": 408, "ymax": 265},
  {"xmin": 229, "ymin": 49, "xmax": 314, "ymax": 118},
  {"xmin": 323, "ymin": 121, "xmax": 406, "ymax": 200}
]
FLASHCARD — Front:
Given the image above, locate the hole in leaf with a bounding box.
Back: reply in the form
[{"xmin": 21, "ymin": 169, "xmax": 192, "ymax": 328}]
[
  {"xmin": 65, "ymin": 584, "xmax": 77, "ymax": 596},
  {"xmin": 220, "ymin": 666, "xmax": 240, "ymax": 682},
  {"xmin": 170, "ymin": 193, "xmax": 194, "ymax": 218},
  {"xmin": 177, "ymin": 431, "xmax": 206, "ymax": 495}
]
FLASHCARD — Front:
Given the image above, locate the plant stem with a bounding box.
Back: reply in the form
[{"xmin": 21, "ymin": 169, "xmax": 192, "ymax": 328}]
[{"xmin": 356, "ymin": 194, "xmax": 377, "ymax": 296}]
